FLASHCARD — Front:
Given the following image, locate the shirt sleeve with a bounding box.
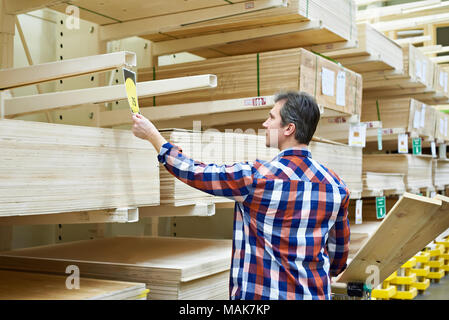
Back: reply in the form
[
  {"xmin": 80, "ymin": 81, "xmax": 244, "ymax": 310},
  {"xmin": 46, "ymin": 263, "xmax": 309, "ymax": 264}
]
[
  {"xmin": 157, "ymin": 142, "xmax": 254, "ymax": 202},
  {"xmin": 326, "ymin": 190, "xmax": 351, "ymax": 278}
]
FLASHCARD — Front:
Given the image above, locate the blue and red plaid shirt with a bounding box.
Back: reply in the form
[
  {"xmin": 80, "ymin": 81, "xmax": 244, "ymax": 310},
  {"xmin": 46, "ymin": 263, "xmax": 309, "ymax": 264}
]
[{"xmin": 158, "ymin": 142, "xmax": 350, "ymax": 300}]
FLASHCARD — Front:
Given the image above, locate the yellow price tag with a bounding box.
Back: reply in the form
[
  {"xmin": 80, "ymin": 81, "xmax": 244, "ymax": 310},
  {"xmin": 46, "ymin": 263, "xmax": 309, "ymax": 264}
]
[{"xmin": 123, "ymin": 68, "xmax": 140, "ymax": 114}]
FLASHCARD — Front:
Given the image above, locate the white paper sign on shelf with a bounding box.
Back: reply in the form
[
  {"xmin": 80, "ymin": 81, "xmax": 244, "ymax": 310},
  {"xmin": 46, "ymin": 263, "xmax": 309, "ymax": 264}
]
[
  {"xmin": 321, "ymin": 67, "xmax": 335, "ymax": 97},
  {"xmin": 422, "ymin": 60, "xmax": 427, "ymax": 83},
  {"xmin": 440, "ymin": 119, "xmax": 445, "ymax": 135},
  {"xmin": 445, "ymin": 73, "xmax": 448, "ymax": 93},
  {"xmin": 348, "ymin": 123, "xmax": 367, "ymax": 148},
  {"xmin": 416, "ymin": 60, "xmax": 422, "ymax": 80},
  {"xmin": 445, "ymin": 117, "xmax": 448, "ymax": 137},
  {"xmin": 431, "ymin": 141, "xmax": 437, "ymax": 158},
  {"xmin": 413, "ymin": 110, "xmax": 421, "ymax": 129},
  {"xmin": 420, "ymin": 104, "xmax": 426, "ymax": 128},
  {"xmin": 398, "ymin": 133, "xmax": 409, "ymax": 154},
  {"xmin": 336, "ymin": 71, "xmax": 346, "ymax": 106}
]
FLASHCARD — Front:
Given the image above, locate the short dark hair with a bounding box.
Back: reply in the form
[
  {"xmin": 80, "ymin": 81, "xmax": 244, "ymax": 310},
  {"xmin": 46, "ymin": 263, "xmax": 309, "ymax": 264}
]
[{"xmin": 275, "ymin": 91, "xmax": 320, "ymax": 145}]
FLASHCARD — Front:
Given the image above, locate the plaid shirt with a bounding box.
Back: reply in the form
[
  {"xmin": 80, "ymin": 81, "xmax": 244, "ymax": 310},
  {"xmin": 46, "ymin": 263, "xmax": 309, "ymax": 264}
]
[{"xmin": 158, "ymin": 142, "xmax": 350, "ymax": 300}]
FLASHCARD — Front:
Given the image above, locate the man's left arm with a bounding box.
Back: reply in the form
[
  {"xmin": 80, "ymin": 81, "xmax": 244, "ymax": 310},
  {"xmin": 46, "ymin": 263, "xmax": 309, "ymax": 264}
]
[{"xmin": 327, "ymin": 191, "xmax": 350, "ymax": 278}]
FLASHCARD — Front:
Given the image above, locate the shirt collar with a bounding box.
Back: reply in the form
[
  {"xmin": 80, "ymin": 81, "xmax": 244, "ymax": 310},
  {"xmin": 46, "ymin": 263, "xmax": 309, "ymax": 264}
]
[{"xmin": 275, "ymin": 147, "xmax": 312, "ymax": 159}]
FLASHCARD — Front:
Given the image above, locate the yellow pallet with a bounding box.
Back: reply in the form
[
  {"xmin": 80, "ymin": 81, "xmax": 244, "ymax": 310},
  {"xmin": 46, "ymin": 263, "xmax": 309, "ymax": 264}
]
[
  {"xmin": 411, "ymin": 278, "xmax": 430, "ymax": 291},
  {"xmin": 372, "ymin": 272, "xmax": 397, "ymax": 300},
  {"xmin": 414, "ymin": 252, "xmax": 431, "ymax": 263},
  {"xmin": 427, "ymin": 269, "xmax": 445, "ymax": 280},
  {"xmin": 426, "ymin": 257, "xmax": 445, "ymax": 268},
  {"xmin": 391, "ymin": 274, "xmax": 417, "ymax": 285},
  {"xmin": 392, "ymin": 287, "xmax": 418, "ymax": 300}
]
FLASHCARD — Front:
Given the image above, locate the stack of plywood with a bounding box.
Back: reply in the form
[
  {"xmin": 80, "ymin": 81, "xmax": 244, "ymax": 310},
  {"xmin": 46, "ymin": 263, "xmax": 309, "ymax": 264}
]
[
  {"xmin": 434, "ymin": 110, "xmax": 449, "ymax": 143},
  {"xmin": 361, "ymin": 98, "xmax": 437, "ymax": 140},
  {"xmin": 326, "ymin": 23, "xmax": 403, "ymax": 73},
  {"xmin": 0, "ymin": 270, "xmax": 148, "ymax": 300},
  {"xmin": 362, "ymin": 172, "xmax": 406, "ymax": 197},
  {"xmin": 363, "ymin": 44, "xmax": 436, "ymax": 102},
  {"xmin": 0, "ymin": 236, "xmax": 232, "ymax": 300},
  {"xmin": 0, "ymin": 119, "xmax": 160, "ymax": 217},
  {"xmin": 363, "ymin": 154, "xmax": 433, "ymax": 192},
  {"xmin": 433, "ymin": 159, "xmax": 449, "ymax": 191},
  {"xmin": 139, "ymin": 48, "xmax": 363, "ymax": 117},
  {"xmin": 142, "ymin": 0, "xmax": 357, "ymax": 58}
]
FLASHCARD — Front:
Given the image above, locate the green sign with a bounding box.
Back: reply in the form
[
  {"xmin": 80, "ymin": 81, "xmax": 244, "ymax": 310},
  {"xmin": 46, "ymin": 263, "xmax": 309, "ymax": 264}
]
[
  {"xmin": 412, "ymin": 137, "xmax": 422, "ymax": 155},
  {"xmin": 376, "ymin": 196, "xmax": 386, "ymax": 219}
]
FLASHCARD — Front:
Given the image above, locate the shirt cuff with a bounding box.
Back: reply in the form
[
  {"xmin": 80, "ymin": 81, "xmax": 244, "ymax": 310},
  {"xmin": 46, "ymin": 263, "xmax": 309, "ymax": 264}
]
[{"xmin": 157, "ymin": 142, "xmax": 175, "ymax": 165}]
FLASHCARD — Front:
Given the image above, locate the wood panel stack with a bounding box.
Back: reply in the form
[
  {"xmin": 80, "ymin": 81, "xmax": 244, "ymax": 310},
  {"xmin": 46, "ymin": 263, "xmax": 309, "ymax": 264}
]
[
  {"xmin": 0, "ymin": 236, "xmax": 232, "ymax": 300},
  {"xmin": 0, "ymin": 270, "xmax": 148, "ymax": 300},
  {"xmin": 362, "ymin": 172, "xmax": 406, "ymax": 198},
  {"xmin": 362, "ymin": 98, "xmax": 437, "ymax": 142},
  {"xmin": 0, "ymin": 119, "xmax": 160, "ymax": 217},
  {"xmin": 433, "ymin": 159, "xmax": 449, "ymax": 192},
  {"xmin": 363, "ymin": 154, "xmax": 434, "ymax": 193},
  {"xmin": 142, "ymin": 0, "xmax": 358, "ymax": 59},
  {"xmin": 326, "ymin": 23, "xmax": 403, "ymax": 73},
  {"xmin": 139, "ymin": 47, "xmax": 363, "ymax": 118}
]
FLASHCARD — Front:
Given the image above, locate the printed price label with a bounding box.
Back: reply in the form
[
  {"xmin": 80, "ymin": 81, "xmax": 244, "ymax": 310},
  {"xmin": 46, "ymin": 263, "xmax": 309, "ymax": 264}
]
[
  {"xmin": 398, "ymin": 133, "xmax": 409, "ymax": 154},
  {"xmin": 321, "ymin": 67, "xmax": 335, "ymax": 97},
  {"xmin": 336, "ymin": 71, "xmax": 346, "ymax": 106},
  {"xmin": 355, "ymin": 200, "xmax": 363, "ymax": 225},
  {"xmin": 348, "ymin": 123, "xmax": 367, "ymax": 148}
]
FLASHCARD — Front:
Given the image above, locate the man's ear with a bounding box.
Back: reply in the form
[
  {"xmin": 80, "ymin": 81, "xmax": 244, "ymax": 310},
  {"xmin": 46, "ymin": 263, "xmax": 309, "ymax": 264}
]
[{"xmin": 284, "ymin": 123, "xmax": 296, "ymax": 137}]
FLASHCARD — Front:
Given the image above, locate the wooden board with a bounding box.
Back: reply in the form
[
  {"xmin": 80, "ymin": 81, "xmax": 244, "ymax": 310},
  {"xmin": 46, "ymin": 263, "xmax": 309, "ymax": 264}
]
[
  {"xmin": 363, "ymin": 154, "xmax": 433, "ymax": 191},
  {"xmin": 338, "ymin": 193, "xmax": 449, "ymax": 285},
  {"xmin": 0, "ymin": 269, "xmax": 147, "ymax": 300},
  {"xmin": 0, "ymin": 119, "xmax": 160, "ymax": 217},
  {"xmin": 139, "ymin": 48, "xmax": 363, "ymax": 117},
  {"xmin": 326, "ymin": 23, "xmax": 403, "ymax": 73},
  {"xmin": 0, "ymin": 236, "xmax": 232, "ymax": 300}
]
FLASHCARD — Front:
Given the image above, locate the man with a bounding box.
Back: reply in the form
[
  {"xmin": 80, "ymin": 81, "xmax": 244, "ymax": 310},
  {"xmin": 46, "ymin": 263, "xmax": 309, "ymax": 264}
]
[{"xmin": 132, "ymin": 91, "xmax": 350, "ymax": 300}]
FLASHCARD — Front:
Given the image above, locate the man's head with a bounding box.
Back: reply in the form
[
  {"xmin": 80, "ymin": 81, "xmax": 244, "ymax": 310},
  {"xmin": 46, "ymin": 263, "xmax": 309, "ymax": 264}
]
[{"xmin": 262, "ymin": 91, "xmax": 320, "ymax": 150}]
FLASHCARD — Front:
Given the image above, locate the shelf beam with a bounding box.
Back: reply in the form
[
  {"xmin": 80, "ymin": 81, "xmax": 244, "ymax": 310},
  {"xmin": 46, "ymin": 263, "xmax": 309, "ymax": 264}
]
[
  {"xmin": 4, "ymin": 74, "xmax": 217, "ymax": 117},
  {"xmin": 0, "ymin": 51, "xmax": 137, "ymax": 90}
]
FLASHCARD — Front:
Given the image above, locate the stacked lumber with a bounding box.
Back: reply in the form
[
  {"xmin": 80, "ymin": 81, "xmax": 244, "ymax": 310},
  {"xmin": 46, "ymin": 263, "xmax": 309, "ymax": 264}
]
[
  {"xmin": 363, "ymin": 154, "xmax": 433, "ymax": 192},
  {"xmin": 362, "ymin": 172, "xmax": 406, "ymax": 197},
  {"xmin": 361, "ymin": 98, "xmax": 437, "ymax": 140},
  {"xmin": 348, "ymin": 221, "xmax": 382, "ymax": 259},
  {"xmin": 139, "ymin": 48, "xmax": 363, "ymax": 117},
  {"xmin": 0, "ymin": 119, "xmax": 159, "ymax": 217},
  {"xmin": 362, "ymin": 44, "xmax": 442, "ymax": 102},
  {"xmin": 0, "ymin": 236, "xmax": 232, "ymax": 300},
  {"xmin": 433, "ymin": 159, "xmax": 449, "ymax": 191},
  {"xmin": 326, "ymin": 23, "xmax": 403, "ymax": 73},
  {"xmin": 434, "ymin": 110, "xmax": 449, "ymax": 143},
  {"xmin": 142, "ymin": 0, "xmax": 357, "ymax": 58},
  {"xmin": 0, "ymin": 270, "xmax": 148, "ymax": 300}
]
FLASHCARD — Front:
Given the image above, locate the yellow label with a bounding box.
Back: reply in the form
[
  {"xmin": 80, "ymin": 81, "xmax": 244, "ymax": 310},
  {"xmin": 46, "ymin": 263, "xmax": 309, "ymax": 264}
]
[{"xmin": 125, "ymin": 77, "xmax": 139, "ymax": 114}]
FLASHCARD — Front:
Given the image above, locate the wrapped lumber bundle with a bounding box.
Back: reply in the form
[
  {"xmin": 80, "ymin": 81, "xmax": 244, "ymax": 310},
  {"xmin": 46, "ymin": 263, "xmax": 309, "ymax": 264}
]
[
  {"xmin": 363, "ymin": 154, "xmax": 433, "ymax": 191},
  {"xmin": 361, "ymin": 98, "xmax": 437, "ymax": 140},
  {"xmin": 435, "ymin": 110, "xmax": 449, "ymax": 143},
  {"xmin": 0, "ymin": 119, "xmax": 159, "ymax": 217},
  {"xmin": 326, "ymin": 23, "xmax": 403, "ymax": 73},
  {"xmin": 433, "ymin": 64, "xmax": 449, "ymax": 100},
  {"xmin": 143, "ymin": 0, "xmax": 357, "ymax": 58},
  {"xmin": 362, "ymin": 172, "xmax": 406, "ymax": 197},
  {"xmin": 0, "ymin": 270, "xmax": 148, "ymax": 300},
  {"xmin": 139, "ymin": 48, "xmax": 363, "ymax": 117},
  {"xmin": 0, "ymin": 236, "xmax": 232, "ymax": 300},
  {"xmin": 433, "ymin": 159, "xmax": 449, "ymax": 191},
  {"xmin": 363, "ymin": 44, "xmax": 437, "ymax": 102}
]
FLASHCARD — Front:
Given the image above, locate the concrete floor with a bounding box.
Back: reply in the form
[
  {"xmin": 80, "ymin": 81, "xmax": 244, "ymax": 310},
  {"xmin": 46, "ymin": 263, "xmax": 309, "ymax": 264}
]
[{"xmin": 414, "ymin": 276, "xmax": 449, "ymax": 300}]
